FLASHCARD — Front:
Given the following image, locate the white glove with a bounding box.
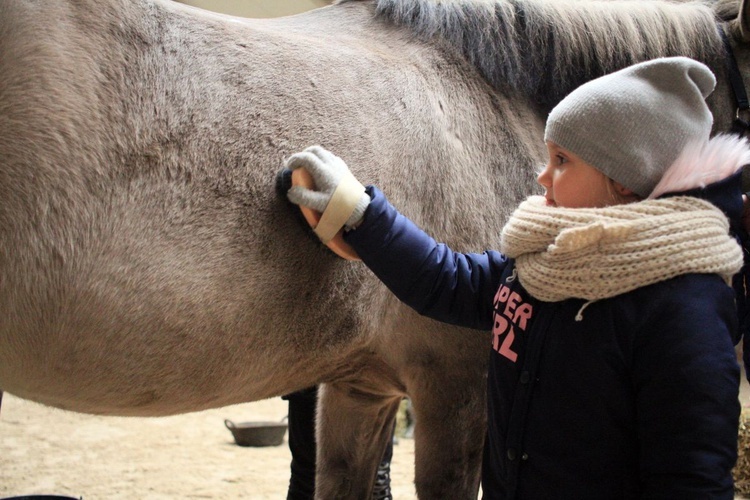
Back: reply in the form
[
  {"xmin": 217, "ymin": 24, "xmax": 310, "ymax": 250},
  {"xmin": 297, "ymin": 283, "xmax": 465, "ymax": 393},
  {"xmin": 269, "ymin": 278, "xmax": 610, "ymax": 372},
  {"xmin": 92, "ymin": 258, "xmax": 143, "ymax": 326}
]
[{"xmin": 285, "ymin": 146, "xmax": 370, "ymax": 230}]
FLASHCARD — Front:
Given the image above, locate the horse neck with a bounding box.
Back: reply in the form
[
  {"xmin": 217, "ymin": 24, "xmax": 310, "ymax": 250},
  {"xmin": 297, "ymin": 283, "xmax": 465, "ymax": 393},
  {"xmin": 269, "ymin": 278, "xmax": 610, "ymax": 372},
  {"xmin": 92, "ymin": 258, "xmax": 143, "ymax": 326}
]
[{"xmin": 361, "ymin": 0, "xmax": 728, "ymax": 106}]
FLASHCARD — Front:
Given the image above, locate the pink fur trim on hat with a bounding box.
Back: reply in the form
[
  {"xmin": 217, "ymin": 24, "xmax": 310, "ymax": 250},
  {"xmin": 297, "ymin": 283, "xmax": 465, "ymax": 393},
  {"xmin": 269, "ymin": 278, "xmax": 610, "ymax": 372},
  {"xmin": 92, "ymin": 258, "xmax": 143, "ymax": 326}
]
[{"xmin": 649, "ymin": 134, "xmax": 750, "ymax": 198}]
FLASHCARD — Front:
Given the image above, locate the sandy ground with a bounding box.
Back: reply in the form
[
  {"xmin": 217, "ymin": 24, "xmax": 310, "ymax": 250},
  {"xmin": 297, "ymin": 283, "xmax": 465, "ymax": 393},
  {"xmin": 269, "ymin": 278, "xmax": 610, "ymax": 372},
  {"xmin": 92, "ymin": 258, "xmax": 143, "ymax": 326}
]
[
  {"xmin": 2, "ymin": 367, "xmax": 749, "ymax": 500},
  {"xmin": 0, "ymin": 394, "xmax": 417, "ymax": 499}
]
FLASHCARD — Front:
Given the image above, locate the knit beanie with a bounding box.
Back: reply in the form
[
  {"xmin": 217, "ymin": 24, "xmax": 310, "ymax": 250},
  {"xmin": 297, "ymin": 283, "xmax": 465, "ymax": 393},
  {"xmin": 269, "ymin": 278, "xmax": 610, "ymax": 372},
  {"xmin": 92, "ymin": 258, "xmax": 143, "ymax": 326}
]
[{"xmin": 544, "ymin": 57, "xmax": 716, "ymax": 198}]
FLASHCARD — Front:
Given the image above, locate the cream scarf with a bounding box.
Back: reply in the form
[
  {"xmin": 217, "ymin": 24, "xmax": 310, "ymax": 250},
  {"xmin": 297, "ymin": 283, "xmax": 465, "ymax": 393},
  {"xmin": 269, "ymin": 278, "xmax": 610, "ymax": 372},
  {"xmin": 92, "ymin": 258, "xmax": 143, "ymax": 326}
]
[{"xmin": 500, "ymin": 195, "xmax": 743, "ymax": 303}]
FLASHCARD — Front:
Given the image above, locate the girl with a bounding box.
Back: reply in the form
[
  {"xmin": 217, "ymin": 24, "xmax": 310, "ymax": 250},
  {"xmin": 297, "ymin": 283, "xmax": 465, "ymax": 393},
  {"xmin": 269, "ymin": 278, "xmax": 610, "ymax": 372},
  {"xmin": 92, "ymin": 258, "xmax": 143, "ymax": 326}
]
[{"xmin": 282, "ymin": 57, "xmax": 749, "ymax": 498}]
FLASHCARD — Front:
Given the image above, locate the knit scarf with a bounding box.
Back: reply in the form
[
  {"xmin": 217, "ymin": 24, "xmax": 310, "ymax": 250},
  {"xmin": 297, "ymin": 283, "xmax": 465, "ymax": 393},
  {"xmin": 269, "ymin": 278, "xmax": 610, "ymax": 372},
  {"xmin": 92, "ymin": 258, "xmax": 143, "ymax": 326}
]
[{"xmin": 500, "ymin": 195, "xmax": 743, "ymax": 303}]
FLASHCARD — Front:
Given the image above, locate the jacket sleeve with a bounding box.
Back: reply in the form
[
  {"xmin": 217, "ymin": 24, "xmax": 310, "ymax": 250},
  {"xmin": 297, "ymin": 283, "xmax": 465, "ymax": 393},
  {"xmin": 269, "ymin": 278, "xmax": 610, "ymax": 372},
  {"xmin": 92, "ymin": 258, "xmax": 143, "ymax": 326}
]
[
  {"xmin": 630, "ymin": 276, "xmax": 740, "ymax": 498},
  {"xmin": 343, "ymin": 186, "xmax": 508, "ymax": 330},
  {"xmin": 681, "ymin": 169, "xmax": 750, "ymax": 376}
]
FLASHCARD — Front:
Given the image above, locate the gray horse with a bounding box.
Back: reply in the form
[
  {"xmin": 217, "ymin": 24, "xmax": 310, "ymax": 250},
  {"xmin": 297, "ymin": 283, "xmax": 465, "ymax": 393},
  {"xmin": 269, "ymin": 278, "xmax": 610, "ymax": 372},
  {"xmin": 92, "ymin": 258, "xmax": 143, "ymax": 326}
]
[{"xmin": 1, "ymin": 0, "xmax": 749, "ymax": 497}]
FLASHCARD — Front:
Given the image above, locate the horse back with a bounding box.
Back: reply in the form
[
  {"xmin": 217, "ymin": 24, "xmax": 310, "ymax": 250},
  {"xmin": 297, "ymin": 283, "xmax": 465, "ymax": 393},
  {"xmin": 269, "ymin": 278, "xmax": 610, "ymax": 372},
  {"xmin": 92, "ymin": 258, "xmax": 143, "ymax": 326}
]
[{"xmin": 0, "ymin": 0, "xmax": 540, "ymax": 415}]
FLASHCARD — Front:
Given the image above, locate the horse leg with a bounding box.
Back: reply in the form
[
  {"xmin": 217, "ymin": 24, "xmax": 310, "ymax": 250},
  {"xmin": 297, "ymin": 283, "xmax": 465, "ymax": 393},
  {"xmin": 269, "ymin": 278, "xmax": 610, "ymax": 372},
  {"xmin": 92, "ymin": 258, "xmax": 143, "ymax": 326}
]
[
  {"xmin": 409, "ymin": 370, "xmax": 486, "ymax": 499},
  {"xmin": 315, "ymin": 382, "xmax": 401, "ymax": 500}
]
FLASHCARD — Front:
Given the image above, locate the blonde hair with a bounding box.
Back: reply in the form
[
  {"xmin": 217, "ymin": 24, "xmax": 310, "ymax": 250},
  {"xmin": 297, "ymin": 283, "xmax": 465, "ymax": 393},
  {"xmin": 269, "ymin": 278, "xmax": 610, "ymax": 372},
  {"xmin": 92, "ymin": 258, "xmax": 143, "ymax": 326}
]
[{"xmin": 604, "ymin": 176, "xmax": 642, "ymax": 206}]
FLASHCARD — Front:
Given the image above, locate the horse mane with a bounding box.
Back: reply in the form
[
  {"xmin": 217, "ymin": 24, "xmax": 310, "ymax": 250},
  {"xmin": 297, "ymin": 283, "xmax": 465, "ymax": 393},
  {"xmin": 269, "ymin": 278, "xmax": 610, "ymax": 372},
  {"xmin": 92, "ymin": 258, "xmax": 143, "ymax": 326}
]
[{"xmin": 339, "ymin": 0, "xmax": 729, "ymax": 109}]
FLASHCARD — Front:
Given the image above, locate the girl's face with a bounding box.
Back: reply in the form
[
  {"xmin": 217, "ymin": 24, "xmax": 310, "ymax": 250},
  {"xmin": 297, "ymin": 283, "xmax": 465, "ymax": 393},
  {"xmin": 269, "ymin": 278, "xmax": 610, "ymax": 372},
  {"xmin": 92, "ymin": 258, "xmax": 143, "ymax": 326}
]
[{"xmin": 537, "ymin": 142, "xmax": 631, "ymax": 208}]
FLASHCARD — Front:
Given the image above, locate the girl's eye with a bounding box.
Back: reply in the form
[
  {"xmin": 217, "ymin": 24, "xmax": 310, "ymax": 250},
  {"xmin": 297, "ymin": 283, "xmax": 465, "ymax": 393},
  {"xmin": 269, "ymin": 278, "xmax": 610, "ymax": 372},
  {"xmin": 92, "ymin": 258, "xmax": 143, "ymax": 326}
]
[{"xmin": 556, "ymin": 154, "xmax": 568, "ymax": 165}]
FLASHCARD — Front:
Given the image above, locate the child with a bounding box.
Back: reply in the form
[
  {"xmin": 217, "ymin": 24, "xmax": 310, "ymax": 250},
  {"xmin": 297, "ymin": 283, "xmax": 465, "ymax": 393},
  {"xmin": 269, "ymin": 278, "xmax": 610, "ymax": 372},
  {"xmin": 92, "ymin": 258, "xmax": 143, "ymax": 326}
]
[{"xmin": 282, "ymin": 57, "xmax": 749, "ymax": 498}]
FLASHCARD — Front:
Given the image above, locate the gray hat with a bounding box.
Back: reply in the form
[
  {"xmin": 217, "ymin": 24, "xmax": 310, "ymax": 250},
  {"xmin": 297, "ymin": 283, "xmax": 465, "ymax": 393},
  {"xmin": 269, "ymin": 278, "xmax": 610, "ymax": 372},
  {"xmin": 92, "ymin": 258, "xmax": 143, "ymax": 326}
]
[{"xmin": 544, "ymin": 57, "xmax": 716, "ymax": 198}]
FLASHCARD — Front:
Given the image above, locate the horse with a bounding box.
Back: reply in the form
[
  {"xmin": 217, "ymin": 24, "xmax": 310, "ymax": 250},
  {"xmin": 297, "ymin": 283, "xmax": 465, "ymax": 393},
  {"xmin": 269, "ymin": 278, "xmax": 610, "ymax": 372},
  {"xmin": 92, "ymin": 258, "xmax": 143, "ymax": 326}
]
[{"xmin": 1, "ymin": 0, "xmax": 749, "ymax": 497}]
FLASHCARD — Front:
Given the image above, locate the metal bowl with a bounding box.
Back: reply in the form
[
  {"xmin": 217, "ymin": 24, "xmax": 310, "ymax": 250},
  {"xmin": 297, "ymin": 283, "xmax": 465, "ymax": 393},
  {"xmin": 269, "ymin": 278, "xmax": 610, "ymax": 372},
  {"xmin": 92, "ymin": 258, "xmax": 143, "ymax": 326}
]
[
  {"xmin": 2, "ymin": 496, "xmax": 81, "ymax": 500},
  {"xmin": 224, "ymin": 418, "xmax": 287, "ymax": 447}
]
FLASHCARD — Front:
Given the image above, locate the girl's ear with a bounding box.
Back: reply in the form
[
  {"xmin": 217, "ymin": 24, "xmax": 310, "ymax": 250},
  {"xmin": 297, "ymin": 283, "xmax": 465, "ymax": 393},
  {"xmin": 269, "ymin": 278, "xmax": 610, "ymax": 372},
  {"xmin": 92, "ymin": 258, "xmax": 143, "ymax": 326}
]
[
  {"xmin": 613, "ymin": 182, "xmax": 635, "ymax": 197},
  {"xmin": 612, "ymin": 181, "xmax": 642, "ymax": 202}
]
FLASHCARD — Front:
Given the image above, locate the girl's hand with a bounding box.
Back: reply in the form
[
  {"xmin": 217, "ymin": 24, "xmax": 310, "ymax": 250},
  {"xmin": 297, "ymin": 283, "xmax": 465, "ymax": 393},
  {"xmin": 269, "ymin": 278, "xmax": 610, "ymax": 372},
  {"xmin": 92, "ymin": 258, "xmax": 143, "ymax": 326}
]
[{"xmin": 283, "ymin": 146, "xmax": 370, "ymax": 230}]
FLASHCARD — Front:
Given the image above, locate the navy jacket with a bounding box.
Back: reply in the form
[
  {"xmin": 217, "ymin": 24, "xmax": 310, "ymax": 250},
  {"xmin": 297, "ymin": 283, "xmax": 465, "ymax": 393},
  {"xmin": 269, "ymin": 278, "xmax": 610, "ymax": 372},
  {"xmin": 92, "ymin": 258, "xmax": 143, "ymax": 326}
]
[{"xmin": 344, "ymin": 180, "xmax": 742, "ymax": 499}]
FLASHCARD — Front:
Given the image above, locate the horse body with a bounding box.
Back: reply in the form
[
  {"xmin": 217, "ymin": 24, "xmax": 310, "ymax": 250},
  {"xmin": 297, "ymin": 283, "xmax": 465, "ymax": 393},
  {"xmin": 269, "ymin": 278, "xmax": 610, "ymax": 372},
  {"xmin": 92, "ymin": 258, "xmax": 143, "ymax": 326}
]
[
  {"xmin": 1, "ymin": 0, "xmax": 748, "ymax": 497},
  {"xmin": 1, "ymin": 0, "xmax": 532, "ymax": 495}
]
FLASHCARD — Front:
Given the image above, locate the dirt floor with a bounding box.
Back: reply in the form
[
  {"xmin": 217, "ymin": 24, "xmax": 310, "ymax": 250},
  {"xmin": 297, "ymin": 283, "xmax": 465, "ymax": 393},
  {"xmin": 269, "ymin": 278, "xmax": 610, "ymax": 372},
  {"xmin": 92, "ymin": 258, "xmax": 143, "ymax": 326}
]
[
  {"xmin": 0, "ymin": 395, "xmax": 417, "ymax": 499},
  {"xmin": 3, "ymin": 370, "xmax": 749, "ymax": 500}
]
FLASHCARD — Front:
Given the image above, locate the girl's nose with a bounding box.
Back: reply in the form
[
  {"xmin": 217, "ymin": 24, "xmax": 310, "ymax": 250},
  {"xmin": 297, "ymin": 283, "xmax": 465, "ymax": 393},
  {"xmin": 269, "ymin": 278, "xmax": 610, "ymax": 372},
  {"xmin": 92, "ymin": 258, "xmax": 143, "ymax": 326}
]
[{"xmin": 537, "ymin": 164, "xmax": 551, "ymax": 188}]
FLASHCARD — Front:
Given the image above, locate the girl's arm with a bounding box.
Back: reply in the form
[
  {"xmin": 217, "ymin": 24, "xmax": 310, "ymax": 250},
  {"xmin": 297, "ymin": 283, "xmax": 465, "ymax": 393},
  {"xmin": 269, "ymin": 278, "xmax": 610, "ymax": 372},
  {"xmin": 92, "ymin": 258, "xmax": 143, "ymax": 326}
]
[
  {"xmin": 345, "ymin": 186, "xmax": 508, "ymax": 330},
  {"xmin": 282, "ymin": 145, "xmax": 508, "ymax": 330}
]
